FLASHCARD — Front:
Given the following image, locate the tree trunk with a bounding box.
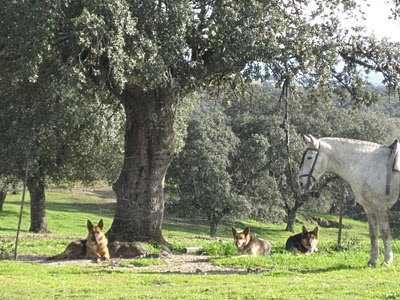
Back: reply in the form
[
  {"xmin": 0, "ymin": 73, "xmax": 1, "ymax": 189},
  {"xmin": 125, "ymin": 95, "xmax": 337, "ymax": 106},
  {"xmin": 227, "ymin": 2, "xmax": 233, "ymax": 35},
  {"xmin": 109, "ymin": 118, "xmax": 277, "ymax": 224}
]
[
  {"xmin": 209, "ymin": 222, "xmax": 218, "ymax": 237},
  {"xmin": 27, "ymin": 176, "xmax": 49, "ymax": 233},
  {"xmin": 285, "ymin": 208, "xmax": 297, "ymax": 233},
  {"xmin": 284, "ymin": 194, "xmax": 308, "ymax": 232},
  {"xmin": 108, "ymin": 86, "xmax": 175, "ymax": 246},
  {"xmin": 0, "ymin": 189, "xmax": 6, "ymax": 212},
  {"xmin": 207, "ymin": 212, "xmax": 222, "ymax": 237}
]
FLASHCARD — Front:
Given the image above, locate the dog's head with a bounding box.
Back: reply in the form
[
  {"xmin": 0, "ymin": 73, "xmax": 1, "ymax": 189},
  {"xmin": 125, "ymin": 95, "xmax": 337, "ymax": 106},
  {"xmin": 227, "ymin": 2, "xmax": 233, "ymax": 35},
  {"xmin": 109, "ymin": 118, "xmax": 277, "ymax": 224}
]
[
  {"xmin": 300, "ymin": 226, "xmax": 319, "ymax": 251},
  {"xmin": 232, "ymin": 227, "xmax": 251, "ymax": 249},
  {"xmin": 87, "ymin": 219, "xmax": 105, "ymax": 244}
]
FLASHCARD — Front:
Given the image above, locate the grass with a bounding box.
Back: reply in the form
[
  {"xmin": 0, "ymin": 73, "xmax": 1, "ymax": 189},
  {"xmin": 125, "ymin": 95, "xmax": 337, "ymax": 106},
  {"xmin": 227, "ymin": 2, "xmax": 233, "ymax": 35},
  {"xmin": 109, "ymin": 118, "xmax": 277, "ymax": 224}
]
[{"xmin": 1, "ymin": 188, "xmax": 400, "ymax": 299}]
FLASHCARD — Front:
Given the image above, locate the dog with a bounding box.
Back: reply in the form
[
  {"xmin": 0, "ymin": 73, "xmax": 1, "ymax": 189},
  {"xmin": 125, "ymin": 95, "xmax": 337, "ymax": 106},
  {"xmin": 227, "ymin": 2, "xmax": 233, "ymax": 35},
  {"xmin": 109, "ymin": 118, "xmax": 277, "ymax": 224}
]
[
  {"xmin": 86, "ymin": 219, "xmax": 110, "ymax": 261},
  {"xmin": 232, "ymin": 227, "xmax": 271, "ymax": 256},
  {"xmin": 46, "ymin": 239, "xmax": 86, "ymax": 260},
  {"xmin": 285, "ymin": 226, "xmax": 319, "ymax": 254}
]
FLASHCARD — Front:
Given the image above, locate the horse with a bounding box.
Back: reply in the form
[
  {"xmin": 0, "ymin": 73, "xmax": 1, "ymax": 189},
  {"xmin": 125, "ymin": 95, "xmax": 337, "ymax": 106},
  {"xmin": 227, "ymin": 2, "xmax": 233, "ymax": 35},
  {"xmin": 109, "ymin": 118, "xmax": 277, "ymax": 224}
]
[{"xmin": 298, "ymin": 134, "xmax": 400, "ymax": 267}]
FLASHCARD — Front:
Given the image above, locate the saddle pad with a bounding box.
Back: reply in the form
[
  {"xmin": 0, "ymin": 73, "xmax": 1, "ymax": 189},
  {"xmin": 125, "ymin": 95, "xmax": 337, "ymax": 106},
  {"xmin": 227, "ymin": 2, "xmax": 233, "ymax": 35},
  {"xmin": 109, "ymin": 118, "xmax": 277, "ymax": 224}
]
[
  {"xmin": 391, "ymin": 140, "xmax": 400, "ymax": 172},
  {"xmin": 386, "ymin": 139, "xmax": 400, "ymax": 195},
  {"xmin": 394, "ymin": 152, "xmax": 400, "ymax": 172}
]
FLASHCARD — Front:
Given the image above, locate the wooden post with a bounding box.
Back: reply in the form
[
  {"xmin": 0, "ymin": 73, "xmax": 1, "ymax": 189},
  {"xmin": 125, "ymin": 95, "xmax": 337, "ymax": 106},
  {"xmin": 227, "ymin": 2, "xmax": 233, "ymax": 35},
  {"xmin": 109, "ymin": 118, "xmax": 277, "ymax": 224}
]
[
  {"xmin": 337, "ymin": 182, "xmax": 344, "ymax": 247},
  {"xmin": 14, "ymin": 158, "xmax": 29, "ymax": 260}
]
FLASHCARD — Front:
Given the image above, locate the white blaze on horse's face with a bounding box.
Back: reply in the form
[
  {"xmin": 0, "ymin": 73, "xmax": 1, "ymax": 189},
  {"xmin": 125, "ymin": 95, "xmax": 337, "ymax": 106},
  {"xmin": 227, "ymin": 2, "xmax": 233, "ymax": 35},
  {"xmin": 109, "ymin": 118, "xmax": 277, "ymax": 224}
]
[{"xmin": 298, "ymin": 134, "xmax": 321, "ymax": 190}]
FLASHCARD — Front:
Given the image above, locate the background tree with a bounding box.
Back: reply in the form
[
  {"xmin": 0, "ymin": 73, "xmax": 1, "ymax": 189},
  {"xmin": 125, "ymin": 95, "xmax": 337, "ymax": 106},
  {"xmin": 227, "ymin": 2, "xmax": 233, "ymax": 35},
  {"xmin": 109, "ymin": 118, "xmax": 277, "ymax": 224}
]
[
  {"xmin": 0, "ymin": 70, "xmax": 124, "ymax": 232},
  {"xmin": 170, "ymin": 113, "xmax": 240, "ymax": 236},
  {"xmin": 229, "ymin": 115, "xmax": 284, "ymax": 223}
]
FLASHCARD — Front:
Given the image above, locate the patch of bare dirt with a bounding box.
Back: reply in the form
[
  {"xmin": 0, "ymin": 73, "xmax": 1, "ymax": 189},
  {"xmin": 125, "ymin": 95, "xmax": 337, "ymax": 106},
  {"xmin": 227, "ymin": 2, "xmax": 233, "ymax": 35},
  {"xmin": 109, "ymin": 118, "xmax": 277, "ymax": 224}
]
[{"xmin": 14, "ymin": 252, "xmax": 247, "ymax": 274}]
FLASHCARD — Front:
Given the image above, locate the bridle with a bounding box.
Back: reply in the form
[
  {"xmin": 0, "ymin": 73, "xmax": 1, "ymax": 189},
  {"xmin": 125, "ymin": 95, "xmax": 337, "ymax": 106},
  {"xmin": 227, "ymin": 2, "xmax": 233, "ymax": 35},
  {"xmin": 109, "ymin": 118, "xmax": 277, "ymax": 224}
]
[{"xmin": 299, "ymin": 147, "xmax": 320, "ymax": 189}]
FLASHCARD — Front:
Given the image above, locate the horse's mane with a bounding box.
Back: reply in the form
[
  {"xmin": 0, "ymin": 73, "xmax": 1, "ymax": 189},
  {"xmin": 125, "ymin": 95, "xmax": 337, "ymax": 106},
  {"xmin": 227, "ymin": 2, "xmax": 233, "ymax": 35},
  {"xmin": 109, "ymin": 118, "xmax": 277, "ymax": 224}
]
[{"xmin": 319, "ymin": 137, "xmax": 383, "ymax": 152}]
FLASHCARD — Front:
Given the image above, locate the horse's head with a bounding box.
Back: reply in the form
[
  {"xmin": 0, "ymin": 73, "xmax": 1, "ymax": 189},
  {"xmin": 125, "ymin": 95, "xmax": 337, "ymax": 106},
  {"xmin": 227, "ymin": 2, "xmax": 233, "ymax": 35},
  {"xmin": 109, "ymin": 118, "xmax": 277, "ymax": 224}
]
[{"xmin": 298, "ymin": 134, "xmax": 325, "ymax": 190}]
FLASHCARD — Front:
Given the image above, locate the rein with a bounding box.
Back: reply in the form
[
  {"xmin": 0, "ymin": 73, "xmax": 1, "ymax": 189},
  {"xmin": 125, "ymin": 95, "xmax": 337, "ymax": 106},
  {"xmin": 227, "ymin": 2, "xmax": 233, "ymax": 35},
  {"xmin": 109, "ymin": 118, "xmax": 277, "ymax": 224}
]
[{"xmin": 299, "ymin": 147, "xmax": 320, "ymax": 189}]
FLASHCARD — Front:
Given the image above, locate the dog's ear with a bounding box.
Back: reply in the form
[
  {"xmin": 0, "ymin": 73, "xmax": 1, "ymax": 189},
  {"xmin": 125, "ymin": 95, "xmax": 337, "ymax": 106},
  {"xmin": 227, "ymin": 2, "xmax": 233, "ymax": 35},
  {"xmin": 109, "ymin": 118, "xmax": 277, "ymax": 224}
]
[
  {"xmin": 243, "ymin": 227, "xmax": 250, "ymax": 236},
  {"xmin": 301, "ymin": 226, "xmax": 308, "ymax": 236},
  {"xmin": 313, "ymin": 226, "xmax": 319, "ymax": 236},
  {"xmin": 232, "ymin": 227, "xmax": 237, "ymax": 236},
  {"xmin": 98, "ymin": 219, "xmax": 104, "ymax": 230},
  {"xmin": 87, "ymin": 220, "xmax": 93, "ymax": 230}
]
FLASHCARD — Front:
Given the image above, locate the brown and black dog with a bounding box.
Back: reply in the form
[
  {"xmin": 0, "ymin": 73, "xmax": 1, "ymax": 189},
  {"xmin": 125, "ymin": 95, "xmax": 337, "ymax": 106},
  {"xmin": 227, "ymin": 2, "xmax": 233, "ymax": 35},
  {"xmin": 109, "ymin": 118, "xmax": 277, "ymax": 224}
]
[
  {"xmin": 47, "ymin": 219, "xmax": 110, "ymax": 260},
  {"xmin": 285, "ymin": 226, "xmax": 319, "ymax": 254},
  {"xmin": 232, "ymin": 227, "xmax": 271, "ymax": 256},
  {"xmin": 86, "ymin": 219, "xmax": 110, "ymax": 261}
]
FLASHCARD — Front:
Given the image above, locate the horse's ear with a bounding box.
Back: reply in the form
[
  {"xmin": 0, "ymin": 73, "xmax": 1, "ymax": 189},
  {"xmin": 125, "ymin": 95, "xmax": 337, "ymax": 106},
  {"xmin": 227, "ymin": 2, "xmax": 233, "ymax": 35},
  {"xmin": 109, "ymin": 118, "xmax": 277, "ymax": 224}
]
[
  {"xmin": 303, "ymin": 134, "xmax": 312, "ymax": 143},
  {"xmin": 303, "ymin": 134, "xmax": 319, "ymax": 149}
]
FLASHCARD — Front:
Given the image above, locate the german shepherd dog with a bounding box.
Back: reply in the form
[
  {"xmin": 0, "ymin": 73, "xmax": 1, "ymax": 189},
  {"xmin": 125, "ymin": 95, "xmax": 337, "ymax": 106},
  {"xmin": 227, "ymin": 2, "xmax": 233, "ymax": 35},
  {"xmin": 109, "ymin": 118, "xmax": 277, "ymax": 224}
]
[
  {"xmin": 232, "ymin": 227, "xmax": 271, "ymax": 256},
  {"xmin": 86, "ymin": 219, "xmax": 110, "ymax": 261},
  {"xmin": 285, "ymin": 226, "xmax": 319, "ymax": 254}
]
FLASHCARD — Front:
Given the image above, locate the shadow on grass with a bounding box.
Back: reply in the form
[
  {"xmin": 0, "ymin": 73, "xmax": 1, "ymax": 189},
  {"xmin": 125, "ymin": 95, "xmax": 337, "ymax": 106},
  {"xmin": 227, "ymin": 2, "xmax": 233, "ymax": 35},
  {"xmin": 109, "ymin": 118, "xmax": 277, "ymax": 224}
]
[
  {"xmin": 291, "ymin": 264, "xmax": 366, "ymax": 274},
  {"xmin": 4, "ymin": 200, "xmax": 115, "ymax": 215},
  {"xmin": 46, "ymin": 202, "xmax": 116, "ymax": 215},
  {"xmin": 0, "ymin": 209, "xmax": 20, "ymax": 218},
  {"xmin": 163, "ymin": 218, "xmax": 288, "ymax": 239},
  {"xmin": 135, "ymin": 262, "xmax": 366, "ymax": 276}
]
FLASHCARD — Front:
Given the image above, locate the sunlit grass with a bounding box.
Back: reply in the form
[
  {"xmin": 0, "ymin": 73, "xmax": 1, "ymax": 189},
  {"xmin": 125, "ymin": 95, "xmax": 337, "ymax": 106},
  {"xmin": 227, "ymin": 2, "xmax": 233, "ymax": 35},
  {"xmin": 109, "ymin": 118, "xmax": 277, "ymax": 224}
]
[{"xmin": 1, "ymin": 187, "xmax": 400, "ymax": 299}]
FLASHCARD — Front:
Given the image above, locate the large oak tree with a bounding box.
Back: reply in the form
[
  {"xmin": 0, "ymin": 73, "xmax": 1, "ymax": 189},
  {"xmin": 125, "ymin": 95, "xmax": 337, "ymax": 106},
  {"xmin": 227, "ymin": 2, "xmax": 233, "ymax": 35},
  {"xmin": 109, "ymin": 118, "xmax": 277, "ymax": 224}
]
[{"xmin": 1, "ymin": 0, "xmax": 400, "ymax": 244}]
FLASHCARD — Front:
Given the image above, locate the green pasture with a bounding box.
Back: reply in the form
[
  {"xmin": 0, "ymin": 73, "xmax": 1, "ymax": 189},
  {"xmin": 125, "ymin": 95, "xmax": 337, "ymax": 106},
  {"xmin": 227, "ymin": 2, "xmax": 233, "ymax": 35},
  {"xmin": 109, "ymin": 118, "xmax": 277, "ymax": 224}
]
[{"xmin": 1, "ymin": 189, "xmax": 400, "ymax": 299}]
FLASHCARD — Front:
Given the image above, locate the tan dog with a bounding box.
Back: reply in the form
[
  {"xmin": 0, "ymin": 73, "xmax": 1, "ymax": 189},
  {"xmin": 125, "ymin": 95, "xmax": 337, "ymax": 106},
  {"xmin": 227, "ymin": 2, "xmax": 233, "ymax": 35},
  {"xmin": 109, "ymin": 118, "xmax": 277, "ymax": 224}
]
[
  {"xmin": 232, "ymin": 227, "xmax": 271, "ymax": 256},
  {"xmin": 285, "ymin": 226, "xmax": 319, "ymax": 254},
  {"xmin": 46, "ymin": 239, "xmax": 86, "ymax": 260},
  {"xmin": 86, "ymin": 219, "xmax": 110, "ymax": 261}
]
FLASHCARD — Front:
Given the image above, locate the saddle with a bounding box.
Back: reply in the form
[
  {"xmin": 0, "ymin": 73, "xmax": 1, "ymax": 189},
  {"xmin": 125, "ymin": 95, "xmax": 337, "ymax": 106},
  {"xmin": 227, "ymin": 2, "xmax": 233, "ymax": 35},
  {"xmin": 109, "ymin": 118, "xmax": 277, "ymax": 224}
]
[{"xmin": 387, "ymin": 139, "xmax": 400, "ymax": 195}]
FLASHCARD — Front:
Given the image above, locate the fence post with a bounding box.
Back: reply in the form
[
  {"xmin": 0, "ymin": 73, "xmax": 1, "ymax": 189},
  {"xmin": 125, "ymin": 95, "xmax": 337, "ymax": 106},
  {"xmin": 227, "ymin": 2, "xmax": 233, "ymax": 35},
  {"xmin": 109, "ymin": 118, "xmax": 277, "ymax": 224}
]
[
  {"xmin": 14, "ymin": 158, "xmax": 29, "ymax": 260},
  {"xmin": 337, "ymin": 182, "xmax": 344, "ymax": 247}
]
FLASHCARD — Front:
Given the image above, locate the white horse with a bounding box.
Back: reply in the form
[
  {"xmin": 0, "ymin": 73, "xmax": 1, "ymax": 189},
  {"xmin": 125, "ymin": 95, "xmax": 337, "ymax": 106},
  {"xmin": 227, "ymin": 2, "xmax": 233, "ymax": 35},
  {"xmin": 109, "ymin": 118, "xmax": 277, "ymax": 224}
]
[{"xmin": 298, "ymin": 134, "xmax": 400, "ymax": 267}]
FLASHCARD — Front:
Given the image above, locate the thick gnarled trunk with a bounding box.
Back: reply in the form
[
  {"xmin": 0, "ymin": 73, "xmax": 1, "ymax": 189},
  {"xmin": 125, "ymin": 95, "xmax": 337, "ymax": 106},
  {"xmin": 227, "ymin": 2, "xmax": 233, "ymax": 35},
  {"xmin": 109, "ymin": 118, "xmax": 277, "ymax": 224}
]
[
  {"xmin": 108, "ymin": 86, "xmax": 175, "ymax": 245},
  {"xmin": 27, "ymin": 176, "xmax": 49, "ymax": 233}
]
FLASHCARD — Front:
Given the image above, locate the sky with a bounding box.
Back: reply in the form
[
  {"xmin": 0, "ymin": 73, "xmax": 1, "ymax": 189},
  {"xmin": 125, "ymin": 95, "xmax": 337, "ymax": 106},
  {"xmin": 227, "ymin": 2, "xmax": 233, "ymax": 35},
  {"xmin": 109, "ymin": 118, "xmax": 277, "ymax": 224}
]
[
  {"xmin": 348, "ymin": 1, "xmax": 400, "ymax": 84},
  {"xmin": 355, "ymin": 1, "xmax": 400, "ymax": 42}
]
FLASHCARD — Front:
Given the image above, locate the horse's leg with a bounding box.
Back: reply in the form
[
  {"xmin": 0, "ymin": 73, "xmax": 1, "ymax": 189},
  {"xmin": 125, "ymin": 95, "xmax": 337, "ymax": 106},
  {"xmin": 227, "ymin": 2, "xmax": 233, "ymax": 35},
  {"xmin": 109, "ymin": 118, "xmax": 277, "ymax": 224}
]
[
  {"xmin": 365, "ymin": 212, "xmax": 379, "ymax": 267},
  {"xmin": 377, "ymin": 210, "xmax": 393, "ymax": 266}
]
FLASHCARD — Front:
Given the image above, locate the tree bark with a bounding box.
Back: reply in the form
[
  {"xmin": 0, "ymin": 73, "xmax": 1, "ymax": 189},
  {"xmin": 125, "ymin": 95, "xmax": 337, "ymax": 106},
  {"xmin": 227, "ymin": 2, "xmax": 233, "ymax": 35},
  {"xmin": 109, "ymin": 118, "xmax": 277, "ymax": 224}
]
[
  {"xmin": 284, "ymin": 194, "xmax": 308, "ymax": 232},
  {"xmin": 208, "ymin": 212, "xmax": 222, "ymax": 237},
  {"xmin": 27, "ymin": 176, "xmax": 49, "ymax": 233},
  {"xmin": 0, "ymin": 189, "xmax": 6, "ymax": 212},
  {"xmin": 108, "ymin": 86, "xmax": 175, "ymax": 246},
  {"xmin": 285, "ymin": 207, "xmax": 297, "ymax": 233},
  {"xmin": 209, "ymin": 222, "xmax": 218, "ymax": 237}
]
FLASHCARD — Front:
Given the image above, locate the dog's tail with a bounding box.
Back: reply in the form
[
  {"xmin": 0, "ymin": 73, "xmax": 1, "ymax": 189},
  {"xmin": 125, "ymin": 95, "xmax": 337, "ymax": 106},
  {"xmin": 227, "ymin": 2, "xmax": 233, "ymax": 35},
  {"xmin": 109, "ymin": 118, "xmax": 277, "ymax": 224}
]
[{"xmin": 46, "ymin": 253, "xmax": 70, "ymax": 260}]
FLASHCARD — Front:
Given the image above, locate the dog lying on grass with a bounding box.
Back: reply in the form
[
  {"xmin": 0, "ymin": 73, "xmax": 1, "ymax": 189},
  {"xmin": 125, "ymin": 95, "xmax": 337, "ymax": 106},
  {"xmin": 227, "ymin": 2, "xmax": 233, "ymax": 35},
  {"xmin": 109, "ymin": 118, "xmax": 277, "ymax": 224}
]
[
  {"xmin": 232, "ymin": 227, "xmax": 271, "ymax": 256},
  {"xmin": 285, "ymin": 226, "xmax": 319, "ymax": 254},
  {"xmin": 47, "ymin": 219, "xmax": 110, "ymax": 261},
  {"xmin": 85, "ymin": 219, "xmax": 110, "ymax": 261}
]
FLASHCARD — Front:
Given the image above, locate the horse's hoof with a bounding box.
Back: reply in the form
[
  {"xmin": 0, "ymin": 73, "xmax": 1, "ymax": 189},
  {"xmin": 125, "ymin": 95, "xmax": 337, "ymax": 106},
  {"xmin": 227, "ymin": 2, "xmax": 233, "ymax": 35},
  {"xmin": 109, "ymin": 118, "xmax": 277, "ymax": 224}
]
[
  {"xmin": 381, "ymin": 261, "xmax": 391, "ymax": 267},
  {"xmin": 367, "ymin": 261, "xmax": 376, "ymax": 267}
]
